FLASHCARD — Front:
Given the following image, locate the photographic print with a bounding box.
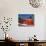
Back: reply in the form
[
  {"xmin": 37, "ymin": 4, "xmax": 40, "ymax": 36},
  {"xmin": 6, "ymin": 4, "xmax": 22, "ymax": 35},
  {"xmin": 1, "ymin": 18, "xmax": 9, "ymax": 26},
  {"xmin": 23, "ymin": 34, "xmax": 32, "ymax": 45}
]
[{"xmin": 18, "ymin": 14, "xmax": 34, "ymax": 26}]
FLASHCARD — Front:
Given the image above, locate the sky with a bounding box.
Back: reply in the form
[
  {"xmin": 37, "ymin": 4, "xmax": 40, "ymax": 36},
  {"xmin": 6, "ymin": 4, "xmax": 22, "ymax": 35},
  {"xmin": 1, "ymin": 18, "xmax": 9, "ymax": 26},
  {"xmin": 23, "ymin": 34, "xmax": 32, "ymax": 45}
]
[{"xmin": 19, "ymin": 14, "xmax": 34, "ymax": 19}]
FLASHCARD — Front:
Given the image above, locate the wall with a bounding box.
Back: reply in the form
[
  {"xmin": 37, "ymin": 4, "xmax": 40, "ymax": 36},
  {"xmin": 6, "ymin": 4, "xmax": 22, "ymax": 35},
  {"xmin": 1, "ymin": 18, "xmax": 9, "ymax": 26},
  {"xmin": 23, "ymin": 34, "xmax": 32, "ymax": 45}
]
[{"xmin": 0, "ymin": 0, "xmax": 46, "ymax": 40}]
